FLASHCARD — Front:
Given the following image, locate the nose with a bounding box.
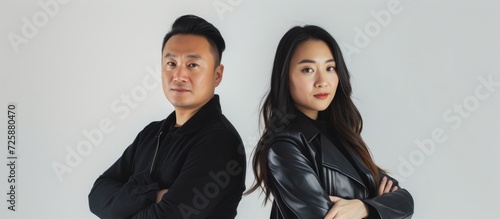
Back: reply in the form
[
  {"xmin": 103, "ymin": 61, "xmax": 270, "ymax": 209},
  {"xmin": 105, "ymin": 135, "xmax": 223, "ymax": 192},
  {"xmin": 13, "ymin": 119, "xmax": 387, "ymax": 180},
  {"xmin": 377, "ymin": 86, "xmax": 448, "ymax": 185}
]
[
  {"xmin": 314, "ymin": 71, "xmax": 329, "ymax": 88},
  {"xmin": 172, "ymin": 66, "xmax": 188, "ymax": 83}
]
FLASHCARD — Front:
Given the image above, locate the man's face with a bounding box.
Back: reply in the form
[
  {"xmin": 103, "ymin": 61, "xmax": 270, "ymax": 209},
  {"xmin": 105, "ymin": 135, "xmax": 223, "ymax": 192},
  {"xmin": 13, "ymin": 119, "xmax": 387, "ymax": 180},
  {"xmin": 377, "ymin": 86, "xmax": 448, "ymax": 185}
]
[{"xmin": 161, "ymin": 34, "xmax": 223, "ymax": 112}]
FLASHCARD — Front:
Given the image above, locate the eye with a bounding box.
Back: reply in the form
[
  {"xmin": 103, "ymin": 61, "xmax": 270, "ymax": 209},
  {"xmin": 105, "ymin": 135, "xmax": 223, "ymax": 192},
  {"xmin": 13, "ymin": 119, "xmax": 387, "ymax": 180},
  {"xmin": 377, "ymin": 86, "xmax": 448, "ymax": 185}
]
[
  {"xmin": 301, "ymin": 67, "xmax": 314, "ymax": 73},
  {"xmin": 187, "ymin": 63, "xmax": 199, "ymax": 68},
  {"xmin": 327, "ymin": 66, "xmax": 336, "ymax": 72},
  {"xmin": 166, "ymin": 62, "xmax": 176, "ymax": 67}
]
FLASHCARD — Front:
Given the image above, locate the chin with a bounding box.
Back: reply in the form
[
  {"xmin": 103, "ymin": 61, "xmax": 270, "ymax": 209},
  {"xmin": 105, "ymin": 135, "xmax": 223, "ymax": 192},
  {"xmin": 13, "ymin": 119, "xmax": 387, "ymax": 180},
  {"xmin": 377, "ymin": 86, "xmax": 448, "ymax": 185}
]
[
  {"xmin": 317, "ymin": 104, "xmax": 330, "ymax": 111},
  {"xmin": 167, "ymin": 98, "xmax": 188, "ymax": 106}
]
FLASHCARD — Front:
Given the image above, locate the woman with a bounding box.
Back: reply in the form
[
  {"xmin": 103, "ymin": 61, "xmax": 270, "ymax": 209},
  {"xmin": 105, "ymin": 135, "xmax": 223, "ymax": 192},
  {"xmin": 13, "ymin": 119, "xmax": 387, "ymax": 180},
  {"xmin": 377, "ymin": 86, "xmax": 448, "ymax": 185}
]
[{"xmin": 247, "ymin": 25, "xmax": 414, "ymax": 219}]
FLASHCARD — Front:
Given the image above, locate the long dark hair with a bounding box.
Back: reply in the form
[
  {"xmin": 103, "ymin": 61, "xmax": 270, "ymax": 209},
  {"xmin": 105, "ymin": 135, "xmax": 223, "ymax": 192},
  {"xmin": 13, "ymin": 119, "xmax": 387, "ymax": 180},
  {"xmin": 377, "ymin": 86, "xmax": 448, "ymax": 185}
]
[{"xmin": 246, "ymin": 25, "xmax": 384, "ymax": 203}]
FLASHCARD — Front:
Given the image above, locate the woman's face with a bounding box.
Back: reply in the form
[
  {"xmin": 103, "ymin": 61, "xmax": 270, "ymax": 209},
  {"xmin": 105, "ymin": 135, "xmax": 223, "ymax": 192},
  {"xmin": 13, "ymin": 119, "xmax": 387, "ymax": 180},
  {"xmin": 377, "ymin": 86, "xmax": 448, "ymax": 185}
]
[{"xmin": 288, "ymin": 39, "xmax": 339, "ymax": 120}]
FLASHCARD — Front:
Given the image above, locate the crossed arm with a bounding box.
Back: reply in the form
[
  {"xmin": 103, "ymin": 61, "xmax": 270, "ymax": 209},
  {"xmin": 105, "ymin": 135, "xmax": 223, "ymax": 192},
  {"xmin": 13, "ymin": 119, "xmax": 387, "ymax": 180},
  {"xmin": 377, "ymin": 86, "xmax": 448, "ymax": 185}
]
[
  {"xmin": 88, "ymin": 131, "xmax": 245, "ymax": 219},
  {"xmin": 268, "ymin": 140, "xmax": 414, "ymax": 219},
  {"xmin": 325, "ymin": 176, "xmax": 399, "ymax": 219}
]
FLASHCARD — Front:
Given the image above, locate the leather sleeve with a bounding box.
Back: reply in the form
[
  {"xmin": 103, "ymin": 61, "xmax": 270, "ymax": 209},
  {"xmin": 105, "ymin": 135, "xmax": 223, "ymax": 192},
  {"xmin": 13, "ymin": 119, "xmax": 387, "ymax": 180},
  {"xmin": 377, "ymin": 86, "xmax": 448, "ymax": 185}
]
[
  {"xmin": 363, "ymin": 173, "xmax": 414, "ymax": 219},
  {"xmin": 268, "ymin": 138, "xmax": 332, "ymax": 219}
]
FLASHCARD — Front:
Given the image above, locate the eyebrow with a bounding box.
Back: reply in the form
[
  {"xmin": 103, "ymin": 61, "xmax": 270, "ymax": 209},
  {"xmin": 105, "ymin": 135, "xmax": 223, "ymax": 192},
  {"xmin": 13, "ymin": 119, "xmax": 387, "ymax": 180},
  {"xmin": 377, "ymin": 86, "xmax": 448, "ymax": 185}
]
[
  {"xmin": 298, "ymin": 58, "xmax": 336, "ymax": 64},
  {"xmin": 164, "ymin": 53, "xmax": 201, "ymax": 59}
]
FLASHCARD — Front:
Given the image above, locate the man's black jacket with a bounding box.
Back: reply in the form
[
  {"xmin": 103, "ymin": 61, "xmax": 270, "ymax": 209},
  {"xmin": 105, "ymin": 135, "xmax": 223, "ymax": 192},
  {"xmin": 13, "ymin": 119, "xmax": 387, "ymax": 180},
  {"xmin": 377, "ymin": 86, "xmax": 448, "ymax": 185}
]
[{"xmin": 89, "ymin": 95, "xmax": 246, "ymax": 219}]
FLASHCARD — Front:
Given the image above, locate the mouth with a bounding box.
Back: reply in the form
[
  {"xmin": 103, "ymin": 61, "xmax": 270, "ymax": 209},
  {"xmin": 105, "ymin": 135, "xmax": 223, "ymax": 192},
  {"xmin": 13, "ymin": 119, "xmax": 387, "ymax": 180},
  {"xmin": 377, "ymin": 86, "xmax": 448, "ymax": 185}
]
[
  {"xmin": 313, "ymin": 93, "xmax": 329, "ymax": 99},
  {"xmin": 170, "ymin": 88, "xmax": 190, "ymax": 93}
]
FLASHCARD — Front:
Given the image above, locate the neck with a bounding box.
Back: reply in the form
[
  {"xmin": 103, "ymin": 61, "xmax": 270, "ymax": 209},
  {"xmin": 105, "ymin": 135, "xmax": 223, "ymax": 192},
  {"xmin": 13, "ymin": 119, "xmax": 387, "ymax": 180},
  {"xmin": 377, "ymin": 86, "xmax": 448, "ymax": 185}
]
[
  {"xmin": 301, "ymin": 110, "xmax": 318, "ymax": 120},
  {"xmin": 174, "ymin": 108, "xmax": 200, "ymax": 127},
  {"xmin": 173, "ymin": 96, "xmax": 214, "ymax": 127},
  {"xmin": 294, "ymin": 104, "xmax": 318, "ymax": 120}
]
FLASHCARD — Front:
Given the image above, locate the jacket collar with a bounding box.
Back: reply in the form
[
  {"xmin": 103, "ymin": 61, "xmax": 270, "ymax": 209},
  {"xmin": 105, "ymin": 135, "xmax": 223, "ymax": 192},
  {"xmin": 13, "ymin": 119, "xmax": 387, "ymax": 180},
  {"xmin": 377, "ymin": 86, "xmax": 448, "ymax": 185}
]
[
  {"xmin": 288, "ymin": 111, "xmax": 319, "ymax": 141},
  {"xmin": 320, "ymin": 135, "xmax": 368, "ymax": 190},
  {"xmin": 160, "ymin": 95, "xmax": 222, "ymax": 136},
  {"xmin": 289, "ymin": 112, "xmax": 368, "ymax": 190}
]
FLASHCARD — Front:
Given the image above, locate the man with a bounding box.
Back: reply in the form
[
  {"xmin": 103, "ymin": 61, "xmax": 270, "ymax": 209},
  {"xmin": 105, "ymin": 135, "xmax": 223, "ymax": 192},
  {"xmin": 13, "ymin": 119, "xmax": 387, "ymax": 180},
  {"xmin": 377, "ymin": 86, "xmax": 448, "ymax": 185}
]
[{"xmin": 88, "ymin": 15, "xmax": 246, "ymax": 219}]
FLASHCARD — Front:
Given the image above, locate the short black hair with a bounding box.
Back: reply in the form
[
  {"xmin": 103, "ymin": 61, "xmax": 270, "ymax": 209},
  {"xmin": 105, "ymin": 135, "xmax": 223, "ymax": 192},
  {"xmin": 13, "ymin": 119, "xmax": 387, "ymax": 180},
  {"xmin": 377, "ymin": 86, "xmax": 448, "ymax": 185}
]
[{"xmin": 162, "ymin": 15, "xmax": 225, "ymax": 65}]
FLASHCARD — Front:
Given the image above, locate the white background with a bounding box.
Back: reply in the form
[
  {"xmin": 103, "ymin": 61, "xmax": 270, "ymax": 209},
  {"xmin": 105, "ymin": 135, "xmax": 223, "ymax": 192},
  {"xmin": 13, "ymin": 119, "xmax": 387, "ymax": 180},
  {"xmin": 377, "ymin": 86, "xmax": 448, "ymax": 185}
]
[{"xmin": 1, "ymin": 0, "xmax": 500, "ymax": 218}]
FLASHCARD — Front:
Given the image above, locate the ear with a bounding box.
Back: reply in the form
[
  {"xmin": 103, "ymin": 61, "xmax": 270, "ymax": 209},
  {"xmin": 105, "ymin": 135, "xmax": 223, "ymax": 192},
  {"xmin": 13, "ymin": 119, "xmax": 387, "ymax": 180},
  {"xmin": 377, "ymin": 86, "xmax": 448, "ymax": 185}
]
[{"xmin": 214, "ymin": 64, "xmax": 224, "ymax": 87}]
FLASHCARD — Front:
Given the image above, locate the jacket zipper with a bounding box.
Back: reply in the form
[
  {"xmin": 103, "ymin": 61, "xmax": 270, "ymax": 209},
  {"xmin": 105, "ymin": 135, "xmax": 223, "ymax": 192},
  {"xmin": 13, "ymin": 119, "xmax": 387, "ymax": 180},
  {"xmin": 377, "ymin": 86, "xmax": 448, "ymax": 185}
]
[{"xmin": 149, "ymin": 131, "xmax": 162, "ymax": 174}]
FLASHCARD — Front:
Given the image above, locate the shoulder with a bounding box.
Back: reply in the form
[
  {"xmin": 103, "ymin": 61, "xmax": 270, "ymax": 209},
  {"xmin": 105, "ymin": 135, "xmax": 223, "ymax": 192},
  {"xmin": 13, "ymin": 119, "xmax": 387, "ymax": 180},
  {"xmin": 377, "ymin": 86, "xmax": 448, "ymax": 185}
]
[
  {"xmin": 199, "ymin": 114, "xmax": 242, "ymax": 142},
  {"xmin": 142, "ymin": 120, "xmax": 163, "ymax": 134},
  {"xmin": 267, "ymin": 129, "xmax": 309, "ymax": 159},
  {"xmin": 133, "ymin": 120, "xmax": 164, "ymax": 142},
  {"xmin": 270, "ymin": 126, "xmax": 308, "ymax": 147},
  {"xmin": 216, "ymin": 114, "xmax": 242, "ymax": 139},
  {"xmin": 191, "ymin": 116, "xmax": 244, "ymax": 154},
  {"xmin": 143, "ymin": 120, "xmax": 163, "ymax": 130},
  {"xmin": 268, "ymin": 112, "xmax": 317, "ymax": 147},
  {"xmin": 266, "ymin": 130, "xmax": 318, "ymax": 177},
  {"xmin": 265, "ymin": 114, "xmax": 321, "ymax": 160}
]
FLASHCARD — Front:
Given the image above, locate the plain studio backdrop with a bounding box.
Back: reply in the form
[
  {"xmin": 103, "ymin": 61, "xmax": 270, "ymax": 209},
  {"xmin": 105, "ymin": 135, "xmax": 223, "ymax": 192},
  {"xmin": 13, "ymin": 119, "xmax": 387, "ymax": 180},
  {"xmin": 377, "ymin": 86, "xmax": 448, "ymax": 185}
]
[{"xmin": 1, "ymin": 0, "xmax": 500, "ymax": 218}]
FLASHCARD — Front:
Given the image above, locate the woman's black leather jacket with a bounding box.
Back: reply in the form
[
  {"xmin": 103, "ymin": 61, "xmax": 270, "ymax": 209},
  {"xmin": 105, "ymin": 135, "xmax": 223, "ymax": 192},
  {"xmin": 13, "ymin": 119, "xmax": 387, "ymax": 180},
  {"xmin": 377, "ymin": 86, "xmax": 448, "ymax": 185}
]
[{"xmin": 267, "ymin": 113, "xmax": 414, "ymax": 219}]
